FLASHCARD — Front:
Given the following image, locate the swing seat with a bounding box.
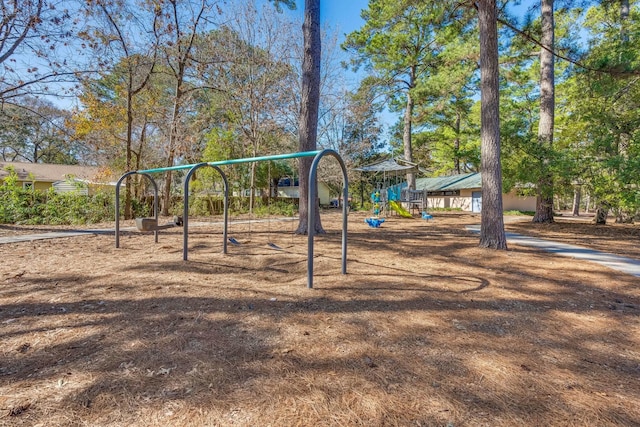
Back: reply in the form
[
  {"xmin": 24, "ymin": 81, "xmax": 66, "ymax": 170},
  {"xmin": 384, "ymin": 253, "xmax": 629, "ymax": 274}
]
[
  {"xmin": 135, "ymin": 217, "xmax": 178, "ymax": 232},
  {"xmin": 135, "ymin": 217, "xmax": 158, "ymax": 231}
]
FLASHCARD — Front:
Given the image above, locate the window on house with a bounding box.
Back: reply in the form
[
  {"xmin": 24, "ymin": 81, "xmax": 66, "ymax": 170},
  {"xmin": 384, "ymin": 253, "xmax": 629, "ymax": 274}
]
[{"xmin": 23, "ymin": 182, "xmax": 34, "ymax": 190}]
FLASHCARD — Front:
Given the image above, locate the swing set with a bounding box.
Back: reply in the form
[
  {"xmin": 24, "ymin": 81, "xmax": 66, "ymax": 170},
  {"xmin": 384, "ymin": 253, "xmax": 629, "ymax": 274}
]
[
  {"xmin": 230, "ymin": 159, "xmax": 296, "ymax": 251},
  {"xmin": 114, "ymin": 149, "xmax": 348, "ymax": 288}
]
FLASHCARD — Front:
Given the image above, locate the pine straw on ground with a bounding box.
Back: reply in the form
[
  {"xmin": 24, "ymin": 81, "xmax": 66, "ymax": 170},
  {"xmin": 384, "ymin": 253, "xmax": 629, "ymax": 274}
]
[{"xmin": 0, "ymin": 211, "xmax": 639, "ymax": 426}]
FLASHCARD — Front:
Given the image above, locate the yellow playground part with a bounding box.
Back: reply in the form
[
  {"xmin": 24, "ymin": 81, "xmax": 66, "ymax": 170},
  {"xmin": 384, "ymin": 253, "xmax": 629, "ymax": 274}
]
[{"xmin": 388, "ymin": 200, "xmax": 413, "ymax": 218}]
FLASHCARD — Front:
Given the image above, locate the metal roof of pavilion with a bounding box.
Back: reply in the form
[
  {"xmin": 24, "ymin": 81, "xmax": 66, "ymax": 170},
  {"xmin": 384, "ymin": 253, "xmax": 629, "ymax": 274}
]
[
  {"xmin": 353, "ymin": 158, "xmax": 419, "ymax": 173},
  {"xmin": 415, "ymin": 172, "xmax": 481, "ymax": 191}
]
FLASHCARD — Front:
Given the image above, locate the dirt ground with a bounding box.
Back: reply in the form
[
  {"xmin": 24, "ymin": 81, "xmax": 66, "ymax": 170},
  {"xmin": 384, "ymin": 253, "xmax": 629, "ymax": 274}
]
[{"xmin": 0, "ymin": 211, "xmax": 639, "ymax": 426}]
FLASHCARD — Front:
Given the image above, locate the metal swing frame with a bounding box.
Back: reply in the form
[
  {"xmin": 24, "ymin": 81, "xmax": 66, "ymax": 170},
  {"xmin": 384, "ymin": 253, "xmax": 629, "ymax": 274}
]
[{"xmin": 114, "ymin": 149, "xmax": 348, "ymax": 288}]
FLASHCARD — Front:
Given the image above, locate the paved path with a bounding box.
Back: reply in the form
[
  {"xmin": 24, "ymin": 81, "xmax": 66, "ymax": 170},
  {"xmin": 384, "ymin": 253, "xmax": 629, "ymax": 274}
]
[
  {"xmin": 0, "ymin": 218, "xmax": 298, "ymax": 245},
  {"xmin": 466, "ymin": 225, "xmax": 640, "ymax": 278},
  {"xmin": 0, "ymin": 228, "xmax": 130, "ymax": 244},
  {"xmin": 2, "ymin": 222, "xmax": 638, "ymax": 278}
]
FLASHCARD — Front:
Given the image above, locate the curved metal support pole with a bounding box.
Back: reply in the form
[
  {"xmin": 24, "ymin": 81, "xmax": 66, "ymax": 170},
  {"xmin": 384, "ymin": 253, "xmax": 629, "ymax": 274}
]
[
  {"xmin": 183, "ymin": 163, "xmax": 229, "ymax": 261},
  {"xmin": 307, "ymin": 149, "xmax": 349, "ymax": 289},
  {"xmin": 115, "ymin": 172, "xmax": 158, "ymax": 247}
]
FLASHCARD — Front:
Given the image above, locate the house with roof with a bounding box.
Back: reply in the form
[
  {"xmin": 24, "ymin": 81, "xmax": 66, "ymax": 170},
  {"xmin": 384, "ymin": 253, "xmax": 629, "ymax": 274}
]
[
  {"xmin": 276, "ymin": 176, "xmax": 332, "ymax": 206},
  {"xmin": 416, "ymin": 172, "xmax": 536, "ymax": 213},
  {"xmin": 0, "ymin": 161, "xmax": 115, "ymax": 195}
]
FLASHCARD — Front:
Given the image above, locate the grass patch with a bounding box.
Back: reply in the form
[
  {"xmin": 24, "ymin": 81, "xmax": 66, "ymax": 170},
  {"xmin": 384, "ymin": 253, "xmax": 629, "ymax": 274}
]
[
  {"xmin": 428, "ymin": 207, "xmax": 463, "ymax": 212},
  {"xmin": 503, "ymin": 210, "xmax": 535, "ymax": 216}
]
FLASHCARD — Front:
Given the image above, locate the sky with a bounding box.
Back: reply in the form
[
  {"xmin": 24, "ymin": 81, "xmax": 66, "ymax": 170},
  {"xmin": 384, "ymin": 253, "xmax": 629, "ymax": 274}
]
[
  {"xmin": 308, "ymin": 0, "xmax": 539, "ymax": 135},
  {"xmin": 321, "ymin": 0, "xmax": 368, "ymax": 38},
  {"xmin": 273, "ymin": 0, "xmax": 368, "ymax": 45},
  {"xmin": 35, "ymin": 0, "xmax": 371, "ymax": 112},
  {"xmin": 319, "ymin": 0, "xmax": 538, "ymax": 45},
  {"xmin": 45, "ymin": 0, "xmax": 540, "ymax": 132}
]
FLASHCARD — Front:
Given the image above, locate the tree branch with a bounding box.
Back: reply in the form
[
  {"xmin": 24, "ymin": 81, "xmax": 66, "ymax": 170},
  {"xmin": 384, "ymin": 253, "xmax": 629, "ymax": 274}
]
[
  {"xmin": 0, "ymin": 0, "xmax": 43, "ymax": 64},
  {"xmin": 497, "ymin": 15, "xmax": 640, "ymax": 76}
]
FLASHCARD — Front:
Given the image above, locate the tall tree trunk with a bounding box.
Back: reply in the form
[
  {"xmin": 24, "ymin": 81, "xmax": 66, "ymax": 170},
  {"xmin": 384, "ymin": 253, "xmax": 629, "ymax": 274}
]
[
  {"xmin": 131, "ymin": 106, "xmax": 148, "ymax": 208},
  {"xmin": 124, "ymin": 88, "xmax": 133, "ymax": 219},
  {"xmin": 454, "ymin": 112, "xmax": 461, "ymax": 174},
  {"xmin": 595, "ymin": 202, "xmax": 609, "ymax": 225},
  {"xmin": 134, "ymin": 122, "xmax": 147, "ymax": 199},
  {"xmin": 403, "ymin": 65, "xmax": 416, "ymax": 189},
  {"xmin": 585, "ymin": 193, "xmax": 591, "ymax": 213},
  {"xmin": 533, "ymin": 0, "xmax": 555, "ymax": 223},
  {"xmin": 619, "ymin": 0, "xmax": 630, "ymax": 156},
  {"xmin": 477, "ymin": 0, "xmax": 507, "ymax": 250},
  {"xmin": 162, "ymin": 91, "xmax": 181, "ymax": 217},
  {"xmin": 403, "ymin": 91, "xmax": 415, "ymax": 189},
  {"xmin": 620, "ymin": 0, "xmax": 629, "ymax": 42},
  {"xmin": 295, "ymin": 0, "xmax": 324, "ymax": 235},
  {"xmin": 572, "ymin": 185, "xmax": 581, "ymax": 216},
  {"xmin": 249, "ymin": 161, "xmax": 256, "ymax": 214},
  {"xmin": 593, "ymin": 0, "xmax": 630, "ymax": 225},
  {"xmin": 162, "ymin": 155, "xmax": 175, "ymax": 216}
]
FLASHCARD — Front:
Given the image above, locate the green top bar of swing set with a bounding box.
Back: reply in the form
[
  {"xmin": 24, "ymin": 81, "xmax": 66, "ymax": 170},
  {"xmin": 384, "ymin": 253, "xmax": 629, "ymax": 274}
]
[{"xmin": 136, "ymin": 150, "xmax": 323, "ymax": 174}]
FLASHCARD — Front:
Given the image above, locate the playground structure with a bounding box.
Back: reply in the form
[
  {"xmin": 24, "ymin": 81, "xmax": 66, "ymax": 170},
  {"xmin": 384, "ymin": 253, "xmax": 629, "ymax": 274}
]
[
  {"xmin": 115, "ymin": 150, "xmax": 348, "ymax": 289},
  {"xmin": 365, "ymin": 185, "xmax": 429, "ymax": 227},
  {"xmin": 401, "ymin": 188, "xmax": 428, "ymax": 215},
  {"xmin": 355, "ymin": 157, "xmax": 430, "ymax": 223},
  {"xmin": 385, "ymin": 185, "xmax": 428, "ymax": 217},
  {"xmin": 365, "ymin": 185, "xmax": 433, "ymax": 228}
]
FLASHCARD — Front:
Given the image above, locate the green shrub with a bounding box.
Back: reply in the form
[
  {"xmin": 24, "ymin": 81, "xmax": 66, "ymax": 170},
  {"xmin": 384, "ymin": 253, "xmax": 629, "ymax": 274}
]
[
  {"xmin": 188, "ymin": 195, "xmax": 225, "ymax": 216},
  {"xmin": 503, "ymin": 210, "xmax": 535, "ymax": 216},
  {"xmin": 0, "ymin": 169, "xmax": 116, "ymax": 225},
  {"xmin": 130, "ymin": 197, "xmax": 152, "ymax": 218},
  {"xmin": 253, "ymin": 199, "xmax": 298, "ymax": 217}
]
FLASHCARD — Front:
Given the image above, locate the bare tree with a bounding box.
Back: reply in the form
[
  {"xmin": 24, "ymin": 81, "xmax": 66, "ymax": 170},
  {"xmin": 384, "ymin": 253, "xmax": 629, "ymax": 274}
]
[
  {"xmin": 0, "ymin": 0, "xmax": 78, "ymax": 104},
  {"xmin": 81, "ymin": 0, "xmax": 158, "ymax": 218},
  {"xmin": 0, "ymin": 97, "xmax": 74, "ymax": 163},
  {"xmin": 216, "ymin": 1, "xmax": 298, "ymax": 211},
  {"xmin": 156, "ymin": 0, "xmax": 216, "ymax": 216}
]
